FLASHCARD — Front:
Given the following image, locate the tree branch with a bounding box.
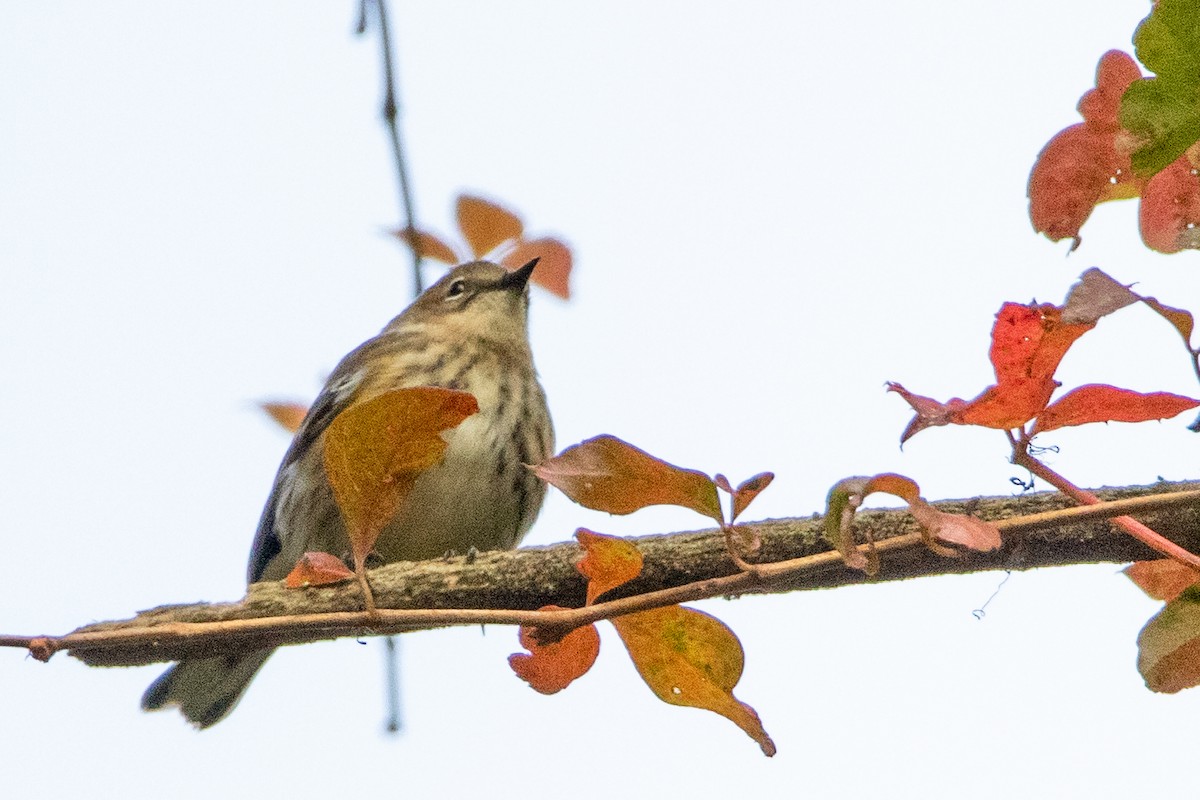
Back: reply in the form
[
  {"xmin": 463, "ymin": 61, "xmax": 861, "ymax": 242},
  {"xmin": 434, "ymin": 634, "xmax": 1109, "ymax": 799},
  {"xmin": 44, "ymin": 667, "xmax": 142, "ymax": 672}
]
[{"xmin": 8, "ymin": 480, "xmax": 1200, "ymax": 668}]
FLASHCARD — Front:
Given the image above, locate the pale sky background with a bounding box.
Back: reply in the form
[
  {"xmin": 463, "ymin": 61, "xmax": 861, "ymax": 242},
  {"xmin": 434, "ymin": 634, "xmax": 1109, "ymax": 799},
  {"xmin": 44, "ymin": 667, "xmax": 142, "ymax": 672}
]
[{"xmin": 3, "ymin": 2, "xmax": 1200, "ymax": 798}]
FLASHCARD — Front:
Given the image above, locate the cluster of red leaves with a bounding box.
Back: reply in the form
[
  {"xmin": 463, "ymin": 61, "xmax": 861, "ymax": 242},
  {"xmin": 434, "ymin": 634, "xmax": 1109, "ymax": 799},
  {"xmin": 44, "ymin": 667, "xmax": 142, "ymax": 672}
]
[
  {"xmin": 1029, "ymin": 1, "xmax": 1200, "ymax": 253},
  {"xmin": 395, "ymin": 194, "xmax": 573, "ymax": 298},
  {"xmin": 890, "ymin": 269, "xmax": 1199, "ymax": 444},
  {"xmin": 517, "ymin": 435, "xmax": 777, "ymax": 756}
]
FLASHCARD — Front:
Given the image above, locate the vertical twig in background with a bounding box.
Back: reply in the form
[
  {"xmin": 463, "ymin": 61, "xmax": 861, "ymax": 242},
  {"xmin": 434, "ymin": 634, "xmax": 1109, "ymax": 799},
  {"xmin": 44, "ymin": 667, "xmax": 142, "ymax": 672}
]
[
  {"xmin": 356, "ymin": 0, "xmax": 424, "ymax": 294},
  {"xmin": 383, "ymin": 634, "xmax": 402, "ymax": 733},
  {"xmin": 355, "ymin": 0, "xmax": 421, "ymax": 733}
]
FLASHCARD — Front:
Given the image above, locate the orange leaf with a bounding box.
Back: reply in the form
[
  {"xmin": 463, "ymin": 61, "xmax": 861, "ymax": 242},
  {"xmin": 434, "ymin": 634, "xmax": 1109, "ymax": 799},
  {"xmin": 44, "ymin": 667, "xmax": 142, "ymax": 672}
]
[
  {"xmin": 1139, "ymin": 152, "xmax": 1200, "ymax": 253},
  {"xmin": 260, "ymin": 401, "xmax": 308, "ymax": 433},
  {"xmin": 1032, "ymin": 384, "xmax": 1200, "ymax": 434},
  {"xmin": 611, "ymin": 605, "xmax": 775, "ymax": 757},
  {"xmin": 501, "ymin": 237, "xmax": 573, "ymax": 299},
  {"xmin": 457, "ymin": 194, "xmax": 523, "ymax": 258},
  {"xmin": 730, "ymin": 472, "xmax": 774, "ymax": 523},
  {"xmin": 393, "ymin": 227, "xmax": 461, "ymax": 264},
  {"xmin": 532, "ymin": 435, "xmax": 722, "ymax": 523},
  {"xmin": 284, "ymin": 552, "xmax": 355, "ymax": 588},
  {"xmin": 324, "ymin": 387, "xmax": 479, "ymax": 571},
  {"xmin": 1142, "ymin": 295, "xmax": 1196, "ymax": 348},
  {"xmin": 863, "ymin": 473, "xmax": 921, "ymax": 504},
  {"xmin": 509, "ymin": 606, "xmax": 601, "ymax": 694},
  {"xmin": 1138, "ymin": 589, "xmax": 1200, "ymax": 693},
  {"xmin": 1028, "ymin": 50, "xmax": 1145, "ymax": 247},
  {"xmin": 1126, "ymin": 560, "xmax": 1200, "ymax": 602},
  {"xmin": 576, "ymin": 529, "xmax": 644, "ymax": 605}
]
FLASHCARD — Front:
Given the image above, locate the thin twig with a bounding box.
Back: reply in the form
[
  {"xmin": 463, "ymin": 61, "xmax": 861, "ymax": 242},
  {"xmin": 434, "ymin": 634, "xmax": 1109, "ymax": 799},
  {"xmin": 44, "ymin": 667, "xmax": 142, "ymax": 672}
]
[
  {"xmin": 1013, "ymin": 449, "xmax": 1200, "ymax": 570},
  {"xmin": 357, "ymin": 0, "xmax": 423, "ymax": 293},
  {"xmin": 9, "ymin": 486, "xmax": 1200, "ymax": 665}
]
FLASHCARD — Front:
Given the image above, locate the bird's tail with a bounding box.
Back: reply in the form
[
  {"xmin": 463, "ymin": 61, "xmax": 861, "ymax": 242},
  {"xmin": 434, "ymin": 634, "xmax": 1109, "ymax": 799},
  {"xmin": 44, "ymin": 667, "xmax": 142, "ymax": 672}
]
[{"xmin": 141, "ymin": 649, "xmax": 273, "ymax": 728}]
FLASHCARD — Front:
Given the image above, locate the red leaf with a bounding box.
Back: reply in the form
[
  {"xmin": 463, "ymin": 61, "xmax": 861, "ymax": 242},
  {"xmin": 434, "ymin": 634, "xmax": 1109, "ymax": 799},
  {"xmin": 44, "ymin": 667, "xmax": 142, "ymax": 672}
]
[
  {"xmin": 501, "ymin": 237, "xmax": 573, "ymax": 299},
  {"xmin": 284, "ymin": 552, "xmax": 355, "ymax": 588},
  {"xmin": 532, "ymin": 435, "xmax": 722, "ymax": 523},
  {"xmin": 1126, "ymin": 560, "xmax": 1200, "ymax": 603},
  {"xmin": 576, "ymin": 529, "xmax": 644, "ymax": 605},
  {"xmin": 1139, "ymin": 150, "xmax": 1200, "ymax": 253},
  {"xmin": 1028, "ymin": 50, "xmax": 1145, "ymax": 247},
  {"xmin": 953, "ymin": 378, "xmax": 1059, "ymax": 431},
  {"xmin": 457, "ymin": 194, "xmax": 523, "ymax": 258},
  {"xmin": 989, "ymin": 303, "xmax": 1093, "ymax": 386},
  {"xmin": 1032, "ymin": 384, "xmax": 1200, "ymax": 434},
  {"xmin": 509, "ymin": 606, "xmax": 601, "ymax": 694}
]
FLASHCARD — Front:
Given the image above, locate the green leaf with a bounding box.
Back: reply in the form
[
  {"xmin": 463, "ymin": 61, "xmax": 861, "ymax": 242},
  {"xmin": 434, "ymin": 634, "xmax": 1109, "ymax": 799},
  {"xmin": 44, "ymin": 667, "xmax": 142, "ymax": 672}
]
[{"xmin": 1122, "ymin": 0, "xmax": 1200, "ymax": 176}]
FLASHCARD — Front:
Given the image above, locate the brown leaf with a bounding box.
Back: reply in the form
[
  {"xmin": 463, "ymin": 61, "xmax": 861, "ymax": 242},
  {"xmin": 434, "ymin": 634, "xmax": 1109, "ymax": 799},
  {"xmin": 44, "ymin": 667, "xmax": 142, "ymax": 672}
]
[
  {"xmin": 509, "ymin": 606, "xmax": 601, "ymax": 694},
  {"xmin": 730, "ymin": 472, "xmax": 774, "ymax": 523},
  {"xmin": 1138, "ymin": 589, "xmax": 1200, "ymax": 693},
  {"xmin": 1125, "ymin": 560, "xmax": 1200, "ymax": 602},
  {"xmin": 457, "ymin": 194, "xmax": 523, "ymax": 258},
  {"xmin": 324, "ymin": 387, "xmax": 479, "ymax": 572},
  {"xmin": 576, "ymin": 529, "xmax": 644, "ymax": 605},
  {"xmin": 284, "ymin": 552, "xmax": 355, "ymax": 588},
  {"xmin": 260, "ymin": 401, "xmax": 309, "ymax": 434},
  {"xmin": 532, "ymin": 435, "xmax": 722, "ymax": 523},
  {"xmin": 393, "ymin": 227, "xmax": 461, "ymax": 264},
  {"xmin": 1061, "ymin": 268, "xmax": 1139, "ymax": 325},
  {"xmin": 501, "ymin": 237, "xmax": 573, "ymax": 299},
  {"xmin": 611, "ymin": 605, "xmax": 776, "ymax": 757}
]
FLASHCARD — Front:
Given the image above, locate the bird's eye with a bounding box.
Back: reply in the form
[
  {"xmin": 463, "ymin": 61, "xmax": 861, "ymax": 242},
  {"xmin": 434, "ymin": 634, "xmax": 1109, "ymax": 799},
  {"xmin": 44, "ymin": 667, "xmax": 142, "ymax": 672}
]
[{"xmin": 446, "ymin": 280, "xmax": 467, "ymax": 300}]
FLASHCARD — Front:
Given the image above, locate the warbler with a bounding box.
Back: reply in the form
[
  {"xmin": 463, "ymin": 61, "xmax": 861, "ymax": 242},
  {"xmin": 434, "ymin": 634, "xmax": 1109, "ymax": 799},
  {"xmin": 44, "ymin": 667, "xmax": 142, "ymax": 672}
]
[{"xmin": 142, "ymin": 259, "xmax": 554, "ymax": 727}]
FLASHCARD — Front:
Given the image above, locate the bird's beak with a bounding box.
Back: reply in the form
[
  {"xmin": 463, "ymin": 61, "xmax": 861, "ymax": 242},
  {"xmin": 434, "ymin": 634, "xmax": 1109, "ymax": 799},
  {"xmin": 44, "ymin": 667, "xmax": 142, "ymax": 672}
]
[{"xmin": 499, "ymin": 258, "xmax": 538, "ymax": 292}]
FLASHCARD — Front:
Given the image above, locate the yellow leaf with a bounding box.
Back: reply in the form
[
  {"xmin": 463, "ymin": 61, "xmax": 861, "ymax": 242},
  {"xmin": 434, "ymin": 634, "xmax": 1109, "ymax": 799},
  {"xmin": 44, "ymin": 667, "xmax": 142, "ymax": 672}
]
[{"xmin": 612, "ymin": 605, "xmax": 776, "ymax": 756}]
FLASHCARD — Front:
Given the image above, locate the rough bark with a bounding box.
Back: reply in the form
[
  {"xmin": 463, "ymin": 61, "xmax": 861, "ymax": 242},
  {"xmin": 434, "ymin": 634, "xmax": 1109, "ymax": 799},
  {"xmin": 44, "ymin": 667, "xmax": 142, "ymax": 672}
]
[{"xmin": 21, "ymin": 479, "xmax": 1200, "ymax": 667}]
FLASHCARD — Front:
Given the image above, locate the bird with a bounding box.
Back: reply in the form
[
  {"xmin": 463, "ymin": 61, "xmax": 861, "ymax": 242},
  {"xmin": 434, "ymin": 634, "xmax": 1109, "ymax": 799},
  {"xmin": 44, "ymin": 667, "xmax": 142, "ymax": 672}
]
[{"xmin": 142, "ymin": 258, "xmax": 554, "ymax": 727}]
